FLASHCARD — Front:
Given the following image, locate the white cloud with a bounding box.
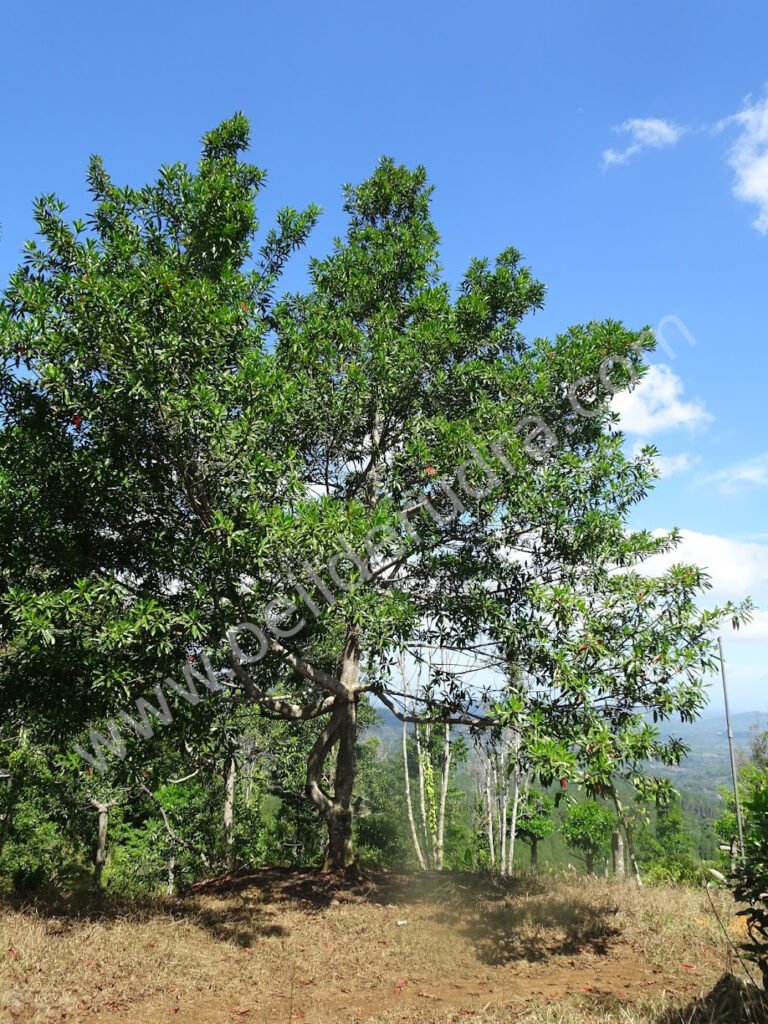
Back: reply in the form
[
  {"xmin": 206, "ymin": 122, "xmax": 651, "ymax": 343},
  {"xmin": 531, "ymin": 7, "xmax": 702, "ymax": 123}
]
[
  {"xmin": 612, "ymin": 364, "xmax": 711, "ymax": 436},
  {"xmin": 641, "ymin": 530, "xmax": 768, "ymax": 710},
  {"xmin": 720, "ymin": 95, "xmax": 768, "ymax": 233},
  {"xmin": 654, "ymin": 452, "xmax": 694, "ymax": 478},
  {"xmin": 643, "ymin": 528, "xmax": 768, "ymax": 619},
  {"xmin": 602, "ymin": 118, "xmax": 684, "ymax": 168},
  {"xmin": 629, "ymin": 441, "xmax": 694, "ymax": 478},
  {"xmin": 735, "ymin": 608, "xmax": 768, "ymax": 642},
  {"xmin": 702, "ymin": 452, "xmax": 768, "ymax": 494}
]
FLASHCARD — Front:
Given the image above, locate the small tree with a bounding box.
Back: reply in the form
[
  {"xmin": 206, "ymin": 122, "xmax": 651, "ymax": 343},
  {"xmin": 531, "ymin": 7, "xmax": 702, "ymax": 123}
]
[
  {"xmin": 562, "ymin": 802, "xmax": 615, "ymax": 875},
  {"xmin": 516, "ymin": 789, "xmax": 554, "ymax": 871}
]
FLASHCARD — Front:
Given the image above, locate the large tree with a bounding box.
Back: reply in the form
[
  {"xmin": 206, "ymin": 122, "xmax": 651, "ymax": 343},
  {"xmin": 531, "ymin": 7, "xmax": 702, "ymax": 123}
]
[{"xmin": 0, "ymin": 115, "xmax": 748, "ymax": 872}]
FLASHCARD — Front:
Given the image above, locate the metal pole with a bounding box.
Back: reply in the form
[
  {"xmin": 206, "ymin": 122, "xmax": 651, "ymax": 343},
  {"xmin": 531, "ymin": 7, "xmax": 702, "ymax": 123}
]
[{"xmin": 718, "ymin": 636, "xmax": 745, "ymax": 858}]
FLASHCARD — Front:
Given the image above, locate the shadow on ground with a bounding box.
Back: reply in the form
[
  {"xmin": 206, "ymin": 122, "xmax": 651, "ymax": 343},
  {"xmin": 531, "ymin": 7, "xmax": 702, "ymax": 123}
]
[
  {"xmin": 185, "ymin": 865, "xmax": 522, "ymax": 908},
  {"xmin": 2, "ymin": 868, "xmax": 620, "ymax": 956},
  {"xmin": 654, "ymin": 973, "xmax": 768, "ymax": 1024},
  {"xmin": 187, "ymin": 867, "xmax": 622, "ymax": 963},
  {"xmin": 437, "ymin": 889, "xmax": 621, "ymax": 964},
  {"xmin": 0, "ymin": 878, "xmax": 288, "ymax": 947}
]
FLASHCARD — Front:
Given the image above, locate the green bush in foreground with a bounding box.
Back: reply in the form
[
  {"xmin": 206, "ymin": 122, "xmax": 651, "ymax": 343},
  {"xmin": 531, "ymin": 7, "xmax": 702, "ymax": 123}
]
[{"xmin": 732, "ymin": 780, "xmax": 768, "ymax": 990}]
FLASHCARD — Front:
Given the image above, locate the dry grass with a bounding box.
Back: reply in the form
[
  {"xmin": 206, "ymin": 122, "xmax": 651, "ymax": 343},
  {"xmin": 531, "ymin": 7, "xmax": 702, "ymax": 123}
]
[{"xmin": 0, "ymin": 871, "xmax": 764, "ymax": 1024}]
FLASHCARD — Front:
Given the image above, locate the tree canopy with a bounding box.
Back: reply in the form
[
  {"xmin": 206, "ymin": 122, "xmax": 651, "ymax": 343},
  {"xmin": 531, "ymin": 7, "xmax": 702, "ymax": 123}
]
[{"xmin": 0, "ymin": 114, "xmax": 750, "ymax": 871}]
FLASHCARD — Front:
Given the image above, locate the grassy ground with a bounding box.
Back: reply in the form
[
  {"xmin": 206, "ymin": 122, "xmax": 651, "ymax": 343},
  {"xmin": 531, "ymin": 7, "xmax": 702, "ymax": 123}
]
[{"xmin": 1, "ymin": 870, "xmax": 765, "ymax": 1023}]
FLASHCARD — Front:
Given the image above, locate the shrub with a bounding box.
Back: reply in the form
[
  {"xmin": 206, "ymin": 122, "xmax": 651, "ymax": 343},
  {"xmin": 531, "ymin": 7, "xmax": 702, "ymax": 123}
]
[{"xmin": 732, "ymin": 780, "xmax": 768, "ymax": 990}]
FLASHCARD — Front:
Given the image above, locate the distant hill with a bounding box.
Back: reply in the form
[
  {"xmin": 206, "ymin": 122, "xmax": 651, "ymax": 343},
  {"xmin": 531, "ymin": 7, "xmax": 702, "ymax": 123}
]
[
  {"xmin": 653, "ymin": 711, "xmax": 768, "ymax": 802},
  {"xmin": 367, "ymin": 703, "xmax": 768, "ymax": 804}
]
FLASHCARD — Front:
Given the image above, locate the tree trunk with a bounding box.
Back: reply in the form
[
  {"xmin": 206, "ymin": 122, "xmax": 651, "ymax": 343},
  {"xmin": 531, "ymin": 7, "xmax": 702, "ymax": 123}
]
[
  {"xmin": 224, "ymin": 754, "xmax": 237, "ymax": 873},
  {"xmin": 498, "ymin": 749, "xmax": 508, "ymax": 877},
  {"xmin": 305, "ymin": 630, "xmax": 362, "ymax": 872},
  {"xmin": 324, "ymin": 699, "xmax": 357, "ymax": 872},
  {"xmin": 414, "ymin": 724, "xmax": 432, "ymax": 865},
  {"xmin": 506, "ymin": 755, "xmax": 525, "ymax": 876},
  {"xmin": 485, "ymin": 761, "xmax": 496, "ymax": 870},
  {"xmin": 435, "ymin": 724, "xmax": 452, "ymax": 871},
  {"xmin": 491, "ymin": 757, "xmax": 500, "ymax": 874},
  {"xmin": 402, "ymin": 719, "xmax": 427, "ymax": 870},
  {"xmin": 93, "ymin": 802, "xmax": 111, "ymax": 890},
  {"xmin": 305, "ymin": 632, "xmax": 361, "ymax": 874},
  {"xmin": 586, "ymin": 850, "xmax": 594, "ymax": 875},
  {"xmin": 167, "ymin": 855, "xmax": 176, "ymax": 896},
  {"xmin": 611, "ymin": 788, "xmax": 643, "ymax": 887},
  {"xmin": 530, "ymin": 838, "xmax": 539, "ymax": 872},
  {"xmin": 612, "ymin": 829, "xmax": 626, "ymax": 878}
]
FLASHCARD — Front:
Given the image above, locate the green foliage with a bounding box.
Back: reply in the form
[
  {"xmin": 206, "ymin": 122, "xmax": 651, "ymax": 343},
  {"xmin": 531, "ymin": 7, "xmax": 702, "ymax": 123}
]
[
  {"xmin": 635, "ymin": 796, "xmax": 703, "ymax": 885},
  {"xmin": 717, "ymin": 734, "xmax": 768, "ymax": 989},
  {"xmin": 0, "ymin": 741, "xmax": 89, "ymax": 892},
  {"xmin": 0, "ymin": 115, "xmax": 750, "ymax": 877},
  {"xmin": 516, "ymin": 789, "xmax": 555, "ymax": 869},
  {"xmin": 517, "ymin": 790, "xmax": 555, "ymax": 844},
  {"xmin": 732, "ymin": 780, "xmax": 768, "ymax": 989},
  {"xmin": 561, "ymin": 801, "xmax": 616, "ymax": 874}
]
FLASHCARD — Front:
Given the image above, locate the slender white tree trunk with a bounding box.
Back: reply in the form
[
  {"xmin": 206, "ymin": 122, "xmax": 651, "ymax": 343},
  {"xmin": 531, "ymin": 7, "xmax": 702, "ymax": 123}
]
[
  {"xmin": 402, "ymin": 720, "xmax": 427, "ymax": 870},
  {"xmin": 224, "ymin": 754, "xmax": 237, "ymax": 873},
  {"xmin": 507, "ymin": 768, "xmax": 521, "ymax": 875},
  {"xmin": 611, "ymin": 788, "xmax": 642, "ymax": 887},
  {"xmin": 485, "ymin": 760, "xmax": 496, "ymax": 870},
  {"xmin": 498, "ymin": 747, "xmax": 508, "ymax": 877},
  {"xmin": 435, "ymin": 724, "xmax": 452, "ymax": 871},
  {"xmin": 612, "ymin": 829, "xmax": 626, "ymax": 878},
  {"xmin": 414, "ymin": 724, "xmax": 431, "ymax": 865}
]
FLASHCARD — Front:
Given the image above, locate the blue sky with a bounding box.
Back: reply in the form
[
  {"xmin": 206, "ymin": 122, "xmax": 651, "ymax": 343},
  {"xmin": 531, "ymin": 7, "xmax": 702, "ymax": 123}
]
[{"xmin": 1, "ymin": 2, "xmax": 766, "ymax": 709}]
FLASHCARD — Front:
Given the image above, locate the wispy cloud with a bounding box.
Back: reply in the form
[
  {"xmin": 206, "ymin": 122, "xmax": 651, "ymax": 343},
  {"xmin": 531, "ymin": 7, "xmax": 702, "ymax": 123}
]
[
  {"xmin": 701, "ymin": 452, "xmax": 768, "ymax": 494},
  {"xmin": 612, "ymin": 364, "xmax": 711, "ymax": 436},
  {"xmin": 719, "ymin": 94, "xmax": 768, "ymax": 233},
  {"xmin": 602, "ymin": 118, "xmax": 685, "ymax": 168},
  {"xmin": 629, "ymin": 441, "xmax": 695, "ymax": 478},
  {"xmin": 654, "ymin": 452, "xmax": 695, "ymax": 478}
]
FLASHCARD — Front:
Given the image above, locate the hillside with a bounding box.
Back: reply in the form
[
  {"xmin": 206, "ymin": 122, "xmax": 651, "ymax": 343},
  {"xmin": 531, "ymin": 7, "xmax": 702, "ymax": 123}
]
[
  {"xmin": 2, "ymin": 871, "xmax": 764, "ymax": 1023},
  {"xmin": 369, "ymin": 705, "xmax": 768, "ymax": 803},
  {"xmin": 653, "ymin": 712, "xmax": 768, "ymax": 801}
]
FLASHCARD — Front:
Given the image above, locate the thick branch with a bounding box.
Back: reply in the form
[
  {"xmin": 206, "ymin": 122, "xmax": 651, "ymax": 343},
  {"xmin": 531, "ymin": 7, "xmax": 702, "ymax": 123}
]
[
  {"xmin": 306, "ymin": 705, "xmax": 345, "ymax": 815},
  {"xmin": 227, "ymin": 653, "xmax": 339, "ymax": 719},
  {"xmin": 378, "ymin": 690, "xmax": 498, "ymax": 728},
  {"xmin": 267, "ymin": 638, "xmax": 350, "ymax": 698}
]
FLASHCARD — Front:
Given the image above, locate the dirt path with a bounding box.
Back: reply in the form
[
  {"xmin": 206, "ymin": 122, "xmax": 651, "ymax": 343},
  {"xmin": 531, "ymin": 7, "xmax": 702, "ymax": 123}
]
[{"xmin": 91, "ymin": 943, "xmax": 679, "ymax": 1023}]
